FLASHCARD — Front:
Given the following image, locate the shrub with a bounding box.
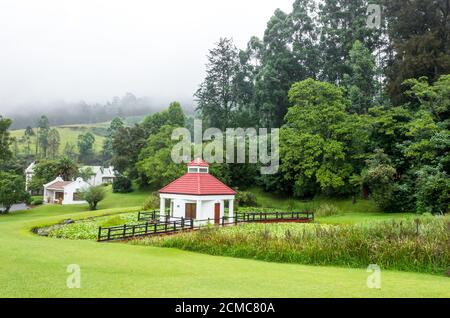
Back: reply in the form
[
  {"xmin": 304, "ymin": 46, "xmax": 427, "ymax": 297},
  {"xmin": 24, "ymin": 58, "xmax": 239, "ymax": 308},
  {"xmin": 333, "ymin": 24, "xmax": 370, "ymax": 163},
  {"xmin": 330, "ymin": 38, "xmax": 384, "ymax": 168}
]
[
  {"xmin": 315, "ymin": 204, "xmax": 339, "ymax": 217},
  {"xmin": 31, "ymin": 198, "xmax": 43, "ymax": 206},
  {"xmin": 236, "ymin": 191, "xmax": 258, "ymax": 207},
  {"xmin": 143, "ymin": 193, "xmax": 159, "ymax": 210},
  {"xmin": 112, "ymin": 175, "xmax": 133, "ymax": 193},
  {"xmin": 80, "ymin": 186, "xmax": 106, "ymax": 210},
  {"xmin": 416, "ymin": 166, "xmax": 450, "ymax": 214}
]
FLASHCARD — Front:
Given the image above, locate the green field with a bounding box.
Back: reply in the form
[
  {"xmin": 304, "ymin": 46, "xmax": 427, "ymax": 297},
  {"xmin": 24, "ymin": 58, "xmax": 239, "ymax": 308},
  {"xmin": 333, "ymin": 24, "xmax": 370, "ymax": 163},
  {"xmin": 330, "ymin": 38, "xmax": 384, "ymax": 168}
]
[
  {"xmin": 0, "ymin": 187, "xmax": 449, "ymax": 298},
  {"xmin": 10, "ymin": 125, "xmax": 106, "ymax": 155}
]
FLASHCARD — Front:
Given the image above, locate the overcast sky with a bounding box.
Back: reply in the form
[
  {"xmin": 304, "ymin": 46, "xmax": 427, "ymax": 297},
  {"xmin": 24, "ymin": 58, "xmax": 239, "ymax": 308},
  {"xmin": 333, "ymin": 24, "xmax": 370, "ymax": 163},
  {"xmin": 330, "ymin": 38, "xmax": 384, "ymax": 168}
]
[{"xmin": 0, "ymin": 0, "xmax": 293, "ymax": 113}]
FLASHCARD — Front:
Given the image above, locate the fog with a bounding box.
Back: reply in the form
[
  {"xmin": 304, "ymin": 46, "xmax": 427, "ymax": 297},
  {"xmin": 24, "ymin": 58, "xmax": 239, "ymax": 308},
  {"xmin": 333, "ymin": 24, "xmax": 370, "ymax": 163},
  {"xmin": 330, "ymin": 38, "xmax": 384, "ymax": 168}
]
[{"xmin": 0, "ymin": 0, "xmax": 293, "ymax": 116}]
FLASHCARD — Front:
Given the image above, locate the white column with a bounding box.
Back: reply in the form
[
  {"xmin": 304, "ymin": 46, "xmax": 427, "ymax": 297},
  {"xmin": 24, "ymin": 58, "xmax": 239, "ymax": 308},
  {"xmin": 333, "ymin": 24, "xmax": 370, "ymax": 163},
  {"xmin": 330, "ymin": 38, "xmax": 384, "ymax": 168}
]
[
  {"xmin": 160, "ymin": 197, "xmax": 166, "ymax": 221},
  {"xmin": 196, "ymin": 200, "xmax": 202, "ymax": 221},
  {"xmin": 220, "ymin": 200, "xmax": 224, "ymax": 218},
  {"xmin": 229, "ymin": 199, "xmax": 234, "ymax": 222}
]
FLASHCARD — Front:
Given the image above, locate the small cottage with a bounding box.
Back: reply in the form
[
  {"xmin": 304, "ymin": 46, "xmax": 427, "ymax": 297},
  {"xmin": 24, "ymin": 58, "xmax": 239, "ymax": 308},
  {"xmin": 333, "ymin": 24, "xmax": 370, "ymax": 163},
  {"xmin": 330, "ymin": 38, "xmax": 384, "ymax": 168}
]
[
  {"xmin": 43, "ymin": 177, "xmax": 91, "ymax": 205},
  {"xmin": 159, "ymin": 159, "xmax": 236, "ymax": 223}
]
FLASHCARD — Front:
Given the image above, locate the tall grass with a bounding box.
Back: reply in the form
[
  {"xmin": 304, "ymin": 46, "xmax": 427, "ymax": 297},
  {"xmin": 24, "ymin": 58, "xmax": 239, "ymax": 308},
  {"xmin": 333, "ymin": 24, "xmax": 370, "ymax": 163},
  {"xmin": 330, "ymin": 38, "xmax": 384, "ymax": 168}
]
[{"xmin": 132, "ymin": 216, "xmax": 450, "ymax": 275}]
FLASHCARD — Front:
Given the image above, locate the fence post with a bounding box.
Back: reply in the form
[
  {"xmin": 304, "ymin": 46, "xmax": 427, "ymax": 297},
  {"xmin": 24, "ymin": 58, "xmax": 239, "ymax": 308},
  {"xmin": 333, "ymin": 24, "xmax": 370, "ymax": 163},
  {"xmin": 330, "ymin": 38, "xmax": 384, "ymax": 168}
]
[
  {"xmin": 190, "ymin": 218, "xmax": 194, "ymax": 229},
  {"xmin": 98, "ymin": 226, "xmax": 102, "ymax": 241},
  {"xmin": 107, "ymin": 228, "xmax": 111, "ymax": 241},
  {"xmin": 138, "ymin": 211, "xmax": 141, "ymax": 221},
  {"xmin": 181, "ymin": 217, "xmax": 185, "ymax": 229},
  {"xmin": 222, "ymin": 216, "xmax": 225, "ymax": 226},
  {"xmin": 132, "ymin": 225, "xmax": 135, "ymax": 237},
  {"xmin": 154, "ymin": 223, "xmax": 157, "ymax": 234},
  {"xmin": 145, "ymin": 222, "xmax": 149, "ymax": 234},
  {"xmin": 164, "ymin": 222, "xmax": 168, "ymax": 233},
  {"xmin": 173, "ymin": 221, "xmax": 176, "ymax": 232},
  {"xmin": 235, "ymin": 214, "xmax": 238, "ymax": 225}
]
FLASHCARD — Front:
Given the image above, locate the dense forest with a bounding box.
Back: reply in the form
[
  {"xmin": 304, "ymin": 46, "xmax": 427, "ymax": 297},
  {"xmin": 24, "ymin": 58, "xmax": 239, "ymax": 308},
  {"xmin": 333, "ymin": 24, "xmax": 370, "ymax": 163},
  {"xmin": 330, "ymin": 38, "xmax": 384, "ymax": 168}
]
[{"xmin": 1, "ymin": 0, "xmax": 449, "ymax": 214}]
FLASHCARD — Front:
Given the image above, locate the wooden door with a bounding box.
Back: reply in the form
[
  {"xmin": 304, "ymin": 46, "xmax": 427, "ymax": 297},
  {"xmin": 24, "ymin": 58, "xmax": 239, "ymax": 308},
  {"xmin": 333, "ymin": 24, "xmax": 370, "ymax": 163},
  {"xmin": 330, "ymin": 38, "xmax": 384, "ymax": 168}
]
[
  {"xmin": 185, "ymin": 203, "xmax": 197, "ymax": 219},
  {"xmin": 214, "ymin": 203, "xmax": 220, "ymax": 224}
]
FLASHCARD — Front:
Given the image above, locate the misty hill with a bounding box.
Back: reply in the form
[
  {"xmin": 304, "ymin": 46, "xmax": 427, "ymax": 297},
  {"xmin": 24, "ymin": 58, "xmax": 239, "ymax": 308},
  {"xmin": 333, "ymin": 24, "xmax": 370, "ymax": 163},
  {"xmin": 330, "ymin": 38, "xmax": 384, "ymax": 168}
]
[{"xmin": 5, "ymin": 93, "xmax": 170, "ymax": 129}]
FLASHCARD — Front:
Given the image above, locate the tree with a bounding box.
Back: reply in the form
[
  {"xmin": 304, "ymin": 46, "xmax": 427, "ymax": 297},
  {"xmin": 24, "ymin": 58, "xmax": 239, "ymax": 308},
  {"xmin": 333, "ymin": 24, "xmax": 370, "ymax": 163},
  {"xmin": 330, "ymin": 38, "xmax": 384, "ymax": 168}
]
[
  {"xmin": 77, "ymin": 132, "xmax": 95, "ymax": 163},
  {"xmin": 343, "ymin": 40, "xmax": 378, "ymax": 114},
  {"xmin": 29, "ymin": 158, "xmax": 78, "ymax": 193},
  {"xmin": 111, "ymin": 124, "xmax": 146, "ymax": 178},
  {"xmin": 63, "ymin": 142, "xmax": 78, "ymax": 161},
  {"xmin": 136, "ymin": 125, "xmax": 185, "ymax": 189},
  {"xmin": 24, "ymin": 126, "xmax": 35, "ymax": 155},
  {"xmin": 194, "ymin": 38, "xmax": 241, "ymax": 130},
  {"xmin": 102, "ymin": 117, "xmax": 124, "ymax": 162},
  {"xmin": 0, "ymin": 172, "xmax": 28, "ymax": 214},
  {"xmin": 78, "ymin": 167, "xmax": 95, "ymax": 182},
  {"xmin": 280, "ymin": 79, "xmax": 369, "ymax": 197},
  {"xmin": 362, "ymin": 149, "xmax": 398, "ymax": 211},
  {"xmin": 0, "ymin": 116, "xmax": 13, "ymax": 168},
  {"xmin": 403, "ymin": 74, "xmax": 450, "ymax": 122},
  {"xmin": 141, "ymin": 102, "xmax": 185, "ymax": 136},
  {"xmin": 318, "ymin": 0, "xmax": 382, "ymax": 84},
  {"xmin": 415, "ymin": 165, "xmax": 450, "ymax": 214},
  {"xmin": 47, "ymin": 128, "xmax": 60, "ymax": 158},
  {"xmin": 80, "ymin": 186, "xmax": 106, "ymax": 210},
  {"xmin": 382, "ymin": 0, "xmax": 450, "ymax": 104},
  {"xmin": 37, "ymin": 115, "xmax": 50, "ymax": 158},
  {"xmin": 112, "ymin": 174, "xmax": 133, "ymax": 193}
]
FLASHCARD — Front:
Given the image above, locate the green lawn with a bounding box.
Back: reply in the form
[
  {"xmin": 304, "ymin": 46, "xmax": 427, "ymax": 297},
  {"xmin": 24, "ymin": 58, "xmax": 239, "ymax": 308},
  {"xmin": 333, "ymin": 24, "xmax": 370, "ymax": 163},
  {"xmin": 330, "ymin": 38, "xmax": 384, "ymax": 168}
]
[{"xmin": 0, "ymin": 188, "xmax": 449, "ymax": 298}]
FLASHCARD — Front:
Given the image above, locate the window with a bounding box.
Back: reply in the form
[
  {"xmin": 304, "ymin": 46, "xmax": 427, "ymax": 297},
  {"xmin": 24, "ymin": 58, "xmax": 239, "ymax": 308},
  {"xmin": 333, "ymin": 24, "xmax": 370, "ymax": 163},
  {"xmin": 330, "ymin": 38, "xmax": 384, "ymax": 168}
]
[
  {"xmin": 73, "ymin": 192, "xmax": 83, "ymax": 201},
  {"xmin": 199, "ymin": 168, "xmax": 208, "ymax": 173},
  {"xmin": 188, "ymin": 167, "xmax": 199, "ymax": 173}
]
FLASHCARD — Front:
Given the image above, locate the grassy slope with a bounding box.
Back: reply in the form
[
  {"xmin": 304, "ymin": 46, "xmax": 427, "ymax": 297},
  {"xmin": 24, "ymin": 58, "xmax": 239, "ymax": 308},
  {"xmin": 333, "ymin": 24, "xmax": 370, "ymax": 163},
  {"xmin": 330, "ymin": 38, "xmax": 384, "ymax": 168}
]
[
  {"xmin": 10, "ymin": 125, "xmax": 105, "ymax": 154},
  {"xmin": 1, "ymin": 188, "xmax": 449, "ymax": 297}
]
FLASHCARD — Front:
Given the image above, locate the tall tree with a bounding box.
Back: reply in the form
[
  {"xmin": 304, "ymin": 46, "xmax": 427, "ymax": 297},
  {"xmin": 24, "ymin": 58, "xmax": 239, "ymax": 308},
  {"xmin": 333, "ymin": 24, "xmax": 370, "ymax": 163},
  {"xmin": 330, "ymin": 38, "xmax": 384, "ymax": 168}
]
[
  {"xmin": 343, "ymin": 40, "xmax": 378, "ymax": 114},
  {"xmin": 382, "ymin": 0, "xmax": 450, "ymax": 104},
  {"xmin": 102, "ymin": 117, "xmax": 124, "ymax": 162},
  {"xmin": 194, "ymin": 38, "xmax": 240, "ymax": 130},
  {"xmin": 23, "ymin": 126, "xmax": 35, "ymax": 155},
  {"xmin": 77, "ymin": 132, "xmax": 95, "ymax": 163},
  {"xmin": 36, "ymin": 115, "xmax": 50, "ymax": 158},
  {"xmin": 0, "ymin": 116, "xmax": 13, "ymax": 169},
  {"xmin": 281, "ymin": 79, "xmax": 369, "ymax": 197},
  {"xmin": 318, "ymin": 0, "xmax": 381, "ymax": 84},
  {"xmin": 47, "ymin": 128, "xmax": 61, "ymax": 159}
]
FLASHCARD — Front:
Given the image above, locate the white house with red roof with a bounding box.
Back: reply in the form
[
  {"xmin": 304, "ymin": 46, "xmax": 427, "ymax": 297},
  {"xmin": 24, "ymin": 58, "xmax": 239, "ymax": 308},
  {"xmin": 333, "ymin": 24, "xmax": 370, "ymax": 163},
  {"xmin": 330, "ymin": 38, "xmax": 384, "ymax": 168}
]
[
  {"xmin": 159, "ymin": 158, "xmax": 236, "ymax": 223},
  {"xmin": 43, "ymin": 177, "xmax": 91, "ymax": 205}
]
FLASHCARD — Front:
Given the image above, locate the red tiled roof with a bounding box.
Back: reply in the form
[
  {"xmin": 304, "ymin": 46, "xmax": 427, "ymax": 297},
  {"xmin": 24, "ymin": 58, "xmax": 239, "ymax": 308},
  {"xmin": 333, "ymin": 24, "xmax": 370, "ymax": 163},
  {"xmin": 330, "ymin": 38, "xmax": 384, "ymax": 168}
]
[
  {"xmin": 46, "ymin": 181, "xmax": 73, "ymax": 190},
  {"xmin": 159, "ymin": 173, "xmax": 236, "ymax": 196},
  {"xmin": 187, "ymin": 158, "xmax": 209, "ymax": 167}
]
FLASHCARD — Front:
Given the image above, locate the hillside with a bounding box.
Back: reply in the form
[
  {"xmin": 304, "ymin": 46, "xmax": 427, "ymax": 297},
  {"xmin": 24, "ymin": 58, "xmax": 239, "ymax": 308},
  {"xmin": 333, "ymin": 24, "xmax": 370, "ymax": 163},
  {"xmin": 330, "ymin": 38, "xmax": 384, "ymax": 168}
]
[{"xmin": 9, "ymin": 124, "xmax": 107, "ymax": 155}]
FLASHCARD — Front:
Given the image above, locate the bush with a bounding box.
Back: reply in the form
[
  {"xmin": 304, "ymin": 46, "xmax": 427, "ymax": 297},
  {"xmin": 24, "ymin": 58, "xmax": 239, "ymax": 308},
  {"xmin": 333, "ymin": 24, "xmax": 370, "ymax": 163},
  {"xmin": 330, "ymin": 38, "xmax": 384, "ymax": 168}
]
[
  {"xmin": 143, "ymin": 194, "xmax": 159, "ymax": 210},
  {"xmin": 31, "ymin": 198, "xmax": 43, "ymax": 206},
  {"xmin": 80, "ymin": 186, "xmax": 106, "ymax": 210},
  {"xmin": 112, "ymin": 175, "xmax": 133, "ymax": 193},
  {"xmin": 236, "ymin": 191, "xmax": 258, "ymax": 207},
  {"xmin": 416, "ymin": 166, "xmax": 450, "ymax": 214},
  {"xmin": 315, "ymin": 204, "xmax": 339, "ymax": 217}
]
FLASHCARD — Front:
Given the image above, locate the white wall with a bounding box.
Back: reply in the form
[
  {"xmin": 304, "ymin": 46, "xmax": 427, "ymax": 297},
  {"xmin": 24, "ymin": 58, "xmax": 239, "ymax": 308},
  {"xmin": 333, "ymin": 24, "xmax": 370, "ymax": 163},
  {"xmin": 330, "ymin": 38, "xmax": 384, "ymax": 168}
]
[{"xmin": 62, "ymin": 178, "xmax": 90, "ymax": 205}]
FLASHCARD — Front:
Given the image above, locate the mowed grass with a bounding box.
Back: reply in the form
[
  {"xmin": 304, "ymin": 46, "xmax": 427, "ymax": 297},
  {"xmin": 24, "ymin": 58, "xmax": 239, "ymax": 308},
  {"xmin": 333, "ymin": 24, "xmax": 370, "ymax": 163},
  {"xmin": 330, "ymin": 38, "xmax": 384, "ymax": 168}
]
[
  {"xmin": 0, "ymin": 187, "xmax": 449, "ymax": 298},
  {"xmin": 9, "ymin": 125, "xmax": 106, "ymax": 154}
]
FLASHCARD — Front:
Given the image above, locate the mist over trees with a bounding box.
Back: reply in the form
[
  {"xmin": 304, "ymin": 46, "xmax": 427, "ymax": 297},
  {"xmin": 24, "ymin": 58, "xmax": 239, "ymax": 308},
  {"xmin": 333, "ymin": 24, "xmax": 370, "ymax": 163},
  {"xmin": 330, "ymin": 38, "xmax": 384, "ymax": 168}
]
[{"xmin": 5, "ymin": 93, "xmax": 179, "ymax": 129}]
